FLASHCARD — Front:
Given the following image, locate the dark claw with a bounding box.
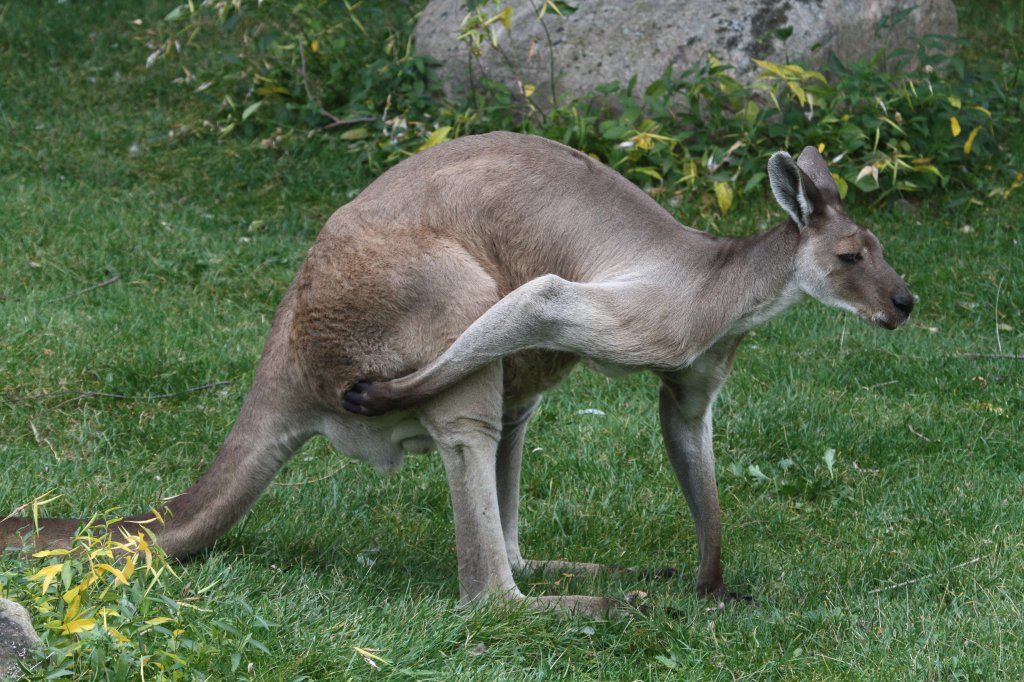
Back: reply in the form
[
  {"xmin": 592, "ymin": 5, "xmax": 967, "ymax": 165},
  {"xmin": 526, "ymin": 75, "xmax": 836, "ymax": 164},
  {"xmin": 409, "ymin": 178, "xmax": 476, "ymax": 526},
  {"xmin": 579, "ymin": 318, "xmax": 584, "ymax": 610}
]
[
  {"xmin": 638, "ymin": 566, "xmax": 678, "ymax": 580},
  {"xmin": 341, "ymin": 380, "xmax": 387, "ymax": 416},
  {"xmin": 620, "ymin": 591, "xmax": 653, "ymax": 615},
  {"xmin": 734, "ymin": 593, "xmax": 759, "ymax": 607},
  {"xmin": 713, "ymin": 592, "xmax": 759, "ymax": 608}
]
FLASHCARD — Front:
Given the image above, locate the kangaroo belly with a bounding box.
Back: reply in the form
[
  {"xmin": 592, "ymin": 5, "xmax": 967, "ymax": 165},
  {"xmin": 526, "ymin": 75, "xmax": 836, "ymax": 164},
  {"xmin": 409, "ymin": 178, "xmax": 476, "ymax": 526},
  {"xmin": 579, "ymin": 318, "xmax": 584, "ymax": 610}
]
[{"xmin": 319, "ymin": 412, "xmax": 437, "ymax": 472}]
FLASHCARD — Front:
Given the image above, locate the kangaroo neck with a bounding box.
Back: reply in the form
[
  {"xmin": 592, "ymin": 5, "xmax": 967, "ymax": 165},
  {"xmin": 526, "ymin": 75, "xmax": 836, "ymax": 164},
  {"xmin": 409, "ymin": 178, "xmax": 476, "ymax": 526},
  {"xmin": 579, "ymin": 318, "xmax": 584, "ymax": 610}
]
[{"xmin": 697, "ymin": 219, "xmax": 805, "ymax": 336}]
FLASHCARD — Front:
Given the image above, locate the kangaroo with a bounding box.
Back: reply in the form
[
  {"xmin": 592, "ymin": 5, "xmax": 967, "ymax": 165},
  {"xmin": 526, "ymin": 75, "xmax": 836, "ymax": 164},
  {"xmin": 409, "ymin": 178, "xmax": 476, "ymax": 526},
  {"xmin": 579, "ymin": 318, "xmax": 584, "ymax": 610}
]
[{"xmin": 1, "ymin": 132, "xmax": 913, "ymax": 614}]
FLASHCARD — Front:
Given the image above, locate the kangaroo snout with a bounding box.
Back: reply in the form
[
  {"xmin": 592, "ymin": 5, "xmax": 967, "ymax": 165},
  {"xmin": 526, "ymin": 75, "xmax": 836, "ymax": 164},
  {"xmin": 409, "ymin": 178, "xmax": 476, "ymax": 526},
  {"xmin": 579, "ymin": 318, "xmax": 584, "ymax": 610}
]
[
  {"xmin": 877, "ymin": 286, "xmax": 915, "ymax": 329},
  {"xmin": 892, "ymin": 291, "xmax": 915, "ymax": 318}
]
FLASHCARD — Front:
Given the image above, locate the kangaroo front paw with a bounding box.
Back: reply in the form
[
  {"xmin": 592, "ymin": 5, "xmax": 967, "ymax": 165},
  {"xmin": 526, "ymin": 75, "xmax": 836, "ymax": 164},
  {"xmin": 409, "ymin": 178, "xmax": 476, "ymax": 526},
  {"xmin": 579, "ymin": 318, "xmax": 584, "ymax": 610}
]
[{"xmin": 342, "ymin": 380, "xmax": 396, "ymax": 416}]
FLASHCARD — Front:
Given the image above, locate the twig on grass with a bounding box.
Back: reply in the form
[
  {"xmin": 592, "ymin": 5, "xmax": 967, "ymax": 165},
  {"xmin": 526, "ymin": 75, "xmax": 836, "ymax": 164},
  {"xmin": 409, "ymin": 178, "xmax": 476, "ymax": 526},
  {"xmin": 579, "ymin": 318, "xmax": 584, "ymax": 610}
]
[
  {"xmin": 3, "ymin": 381, "xmax": 232, "ymax": 405},
  {"xmin": 272, "ymin": 460, "xmax": 350, "ymax": 487},
  {"xmin": 73, "ymin": 275, "xmax": 121, "ymax": 297},
  {"xmin": 868, "ymin": 557, "xmax": 981, "ymax": 594},
  {"xmin": 995, "ymin": 276, "xmax": 1004, "ymax": 354},
  {"xmin": 907, "ymin": 422, "xmax": 932, "ymax": 442},
  {"xmin": 40, "ymin": 274, "xmax": 121, "ymax": 303}
]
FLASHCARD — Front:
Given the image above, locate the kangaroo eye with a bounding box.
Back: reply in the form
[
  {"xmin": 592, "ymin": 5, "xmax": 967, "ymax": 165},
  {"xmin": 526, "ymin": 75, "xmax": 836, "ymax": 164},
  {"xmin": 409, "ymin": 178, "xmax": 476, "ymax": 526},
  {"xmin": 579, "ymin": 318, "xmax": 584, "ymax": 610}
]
[{"xmin": 837, "ymin": 253, "xmax": 863, "ymax": 264}]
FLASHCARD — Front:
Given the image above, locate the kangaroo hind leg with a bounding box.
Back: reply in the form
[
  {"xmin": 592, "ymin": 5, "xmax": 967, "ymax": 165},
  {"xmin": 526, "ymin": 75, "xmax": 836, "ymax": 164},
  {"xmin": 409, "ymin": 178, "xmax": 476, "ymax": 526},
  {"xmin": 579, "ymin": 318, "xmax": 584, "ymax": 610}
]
[
  {"xmin": 344, "ymin": 275, "xmax": 666, "ymax": 416},
  {"xmin": 419, "ymin": 366, "xmax": 614, "ymax": 617}
]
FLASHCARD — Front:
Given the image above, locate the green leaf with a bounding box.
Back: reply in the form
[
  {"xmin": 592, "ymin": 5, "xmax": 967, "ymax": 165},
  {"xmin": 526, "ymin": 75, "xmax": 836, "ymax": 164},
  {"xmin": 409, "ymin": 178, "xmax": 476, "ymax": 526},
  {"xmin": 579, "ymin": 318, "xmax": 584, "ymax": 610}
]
[
  {"xmin": 164, "ymin": 4, "xmax": 188, "ymax": 21},
  {"xmin": 241, "ymin": 101, "xmax": 262, "ymax": 121},
  {"xmin": 417, "ymin": 126, "xmax": 452, "ymax": 152},
  {"xmin": 823, "ymin": 448, "xmax": 836, "ymax": 476},
  {"xmin": 340, "ymin": 127, "xmax": 370, "ymax": 141},
  {"xmin": 743, "ymin": 171, "xmax": 766, "ymax": 193},
  {"xmin": 747, "ymin": 464, "xmax": 769, "ymax": 482},
  {"xmin": 542, "ymin": 0, "xmax": 578, "ymax": 16},
  {"xmin": 655, "ymin": 654, "xmax": 679, "ymax": 669},
  {"xmin": 630, "ymin": 166, "xmax": 664, "ymax": 181},
  {"xmin": 773, "ymin": 26, "xmax": 794, "ymax": 41}
]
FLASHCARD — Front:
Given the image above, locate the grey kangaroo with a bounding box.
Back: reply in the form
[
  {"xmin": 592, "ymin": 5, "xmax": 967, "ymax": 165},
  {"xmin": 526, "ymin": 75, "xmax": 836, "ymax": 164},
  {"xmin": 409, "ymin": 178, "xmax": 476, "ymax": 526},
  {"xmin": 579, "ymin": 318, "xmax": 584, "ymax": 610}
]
[{"xmin": 1, "ymin": 132, "xmax": 913, "ymax": 615}]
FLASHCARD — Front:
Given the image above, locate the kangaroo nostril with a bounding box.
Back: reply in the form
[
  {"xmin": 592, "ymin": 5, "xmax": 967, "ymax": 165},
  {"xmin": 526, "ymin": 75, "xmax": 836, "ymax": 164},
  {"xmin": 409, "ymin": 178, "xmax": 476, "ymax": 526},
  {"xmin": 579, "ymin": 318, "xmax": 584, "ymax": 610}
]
[{"xmin": 892, "ymin": 292, "xmax": 914, "ymax": 316}]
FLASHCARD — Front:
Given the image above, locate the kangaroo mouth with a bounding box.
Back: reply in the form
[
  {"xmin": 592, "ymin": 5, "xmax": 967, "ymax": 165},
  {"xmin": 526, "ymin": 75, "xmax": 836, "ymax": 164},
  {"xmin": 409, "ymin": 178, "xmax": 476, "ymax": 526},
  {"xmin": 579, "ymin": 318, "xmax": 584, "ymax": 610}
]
[{"xmin": 866, "ymin": 310, "xmax": 907, "ymax": 330}]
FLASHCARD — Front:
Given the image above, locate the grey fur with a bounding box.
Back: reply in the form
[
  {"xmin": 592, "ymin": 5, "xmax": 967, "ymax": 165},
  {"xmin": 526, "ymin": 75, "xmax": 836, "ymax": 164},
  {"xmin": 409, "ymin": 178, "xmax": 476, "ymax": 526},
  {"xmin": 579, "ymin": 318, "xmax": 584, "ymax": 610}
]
[{"xmin": 2, "ymin": 133, "xmax": 914, "ymax": 615}]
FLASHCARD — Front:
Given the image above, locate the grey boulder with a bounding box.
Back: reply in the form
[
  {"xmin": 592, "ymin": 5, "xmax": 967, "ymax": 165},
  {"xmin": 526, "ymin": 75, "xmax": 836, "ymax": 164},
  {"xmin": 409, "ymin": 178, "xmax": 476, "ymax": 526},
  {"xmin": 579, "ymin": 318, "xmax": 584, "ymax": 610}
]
[{"xmin": 414, "ymin": 0, "xmax": 958, "ymax": 107}]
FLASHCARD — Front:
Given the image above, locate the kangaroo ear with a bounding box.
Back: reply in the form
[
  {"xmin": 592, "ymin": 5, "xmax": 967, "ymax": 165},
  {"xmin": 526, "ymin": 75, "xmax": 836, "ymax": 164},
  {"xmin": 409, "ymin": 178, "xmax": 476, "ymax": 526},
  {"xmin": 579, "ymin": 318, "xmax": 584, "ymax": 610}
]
[
  {"xmin": 795, "ymin": 146, "xmax": 841, "ymax": 206},
  {"xmin": 768, "ymin": 151, "xmax": 823, "ymax": 229}
]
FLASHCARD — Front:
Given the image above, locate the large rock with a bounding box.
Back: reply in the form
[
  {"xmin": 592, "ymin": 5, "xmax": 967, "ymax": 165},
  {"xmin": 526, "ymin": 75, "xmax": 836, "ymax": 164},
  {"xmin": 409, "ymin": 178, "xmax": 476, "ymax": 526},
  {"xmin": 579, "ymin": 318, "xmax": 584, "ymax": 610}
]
[
  {"xmin": 0, "ymin": 598, "xmax": 40, "ymax": 678},
  {"xmin": 415, "ymin": 0, "xmax": 958, "ymax": 107}
]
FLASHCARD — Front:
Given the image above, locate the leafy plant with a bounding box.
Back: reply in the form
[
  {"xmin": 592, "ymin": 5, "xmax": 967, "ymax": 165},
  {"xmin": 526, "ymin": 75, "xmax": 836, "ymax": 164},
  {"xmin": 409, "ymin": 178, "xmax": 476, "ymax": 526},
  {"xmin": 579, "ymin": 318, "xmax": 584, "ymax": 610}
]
[
  {"xmin": 143, "ymin": 0, "xmax": 436, "ymax": 137},
  {"xmin": 143, "ymin": 1, "xmax": 1021, "ymax": 214},
  {"xmin": 0, "ymin": 504, "xmax": 271, "ymax": 680}
]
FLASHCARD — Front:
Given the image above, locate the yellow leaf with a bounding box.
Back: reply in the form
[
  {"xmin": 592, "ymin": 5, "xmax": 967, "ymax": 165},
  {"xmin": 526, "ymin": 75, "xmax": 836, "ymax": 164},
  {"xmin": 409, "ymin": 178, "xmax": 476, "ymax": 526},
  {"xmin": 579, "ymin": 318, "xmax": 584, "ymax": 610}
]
[
  {"xmin": 947, "ymin": 95, "xmax": 961, "ymax": 109},
  {"xmin": 817, "ymin": 142, "xmax": 826, "ymax": 153},
  {"xmin": 498, "ymin": 6, "xmax": 512, "ymax": 29},
  {"xmin": 64, "ymin": 595, "xmax": 81, "ymax": 623},
  {"xmin": 682, "ymin": 159, "xmax": 697, "ymax": 182},
  {"xmin": 950, "ymin": 116, "xmax": 961, "ymax": 137},
  {"xmin": 60, "ymin": 618, "xmax": 97, "ymax": 635},
  {"xmin": 963, "ymin": 127, "xmax": 980, "ymax": 155},
  {"xmin": 145, "ymin": 617, "xmax": 174, "ymax": 626},
  {"xmin": 30, "ymin": 563, "xmax": 64, "ymax": 594},
  {"xmin": 121, "ymin": 555, "xmax": 136, "ymax": 584},
  {"xmin": 63, "ymin": 573, "xmax": 96, "ymax": 603},
  {"xmin": 95, "ymin": 563, "xmax": 128, "ymax": 585},
  {"xmin": 753, "ymin": 59, "xmax": 785, "ymax": 78},
  {"xmin": 310, "ymin": 39, "xmax": 320, "ymax": 53},
  {"xmin": 32, "ymin": 549, "xmax": 71, "ymax": 558},
  {"xmin": 714, "ymin": 181, "xmax": 734, "ymax": 215},
  {"xmin": 831, "ymin": 172, "xmax": 849, "ymax": 200},
  {"xmin": 106, "ymin": 626, "xmax": 129, "ymax": 643},
  {"xmin": 787, "ymin": 81, "xmax": 807, "ymax": 107},
  {"xmin": 417, "ymin": 126, "xmax": 452, "ymax": 152},
  {"xmin": 255, "ymin": 85, "xmax": 290, "ymax": 97},
  {"xmin": 522, "ymin": 83, "xmax": 536, "ymax": 98},
  {"xmin": 969, "ymin": 105, "xmax": 992, "ymax": 117}
]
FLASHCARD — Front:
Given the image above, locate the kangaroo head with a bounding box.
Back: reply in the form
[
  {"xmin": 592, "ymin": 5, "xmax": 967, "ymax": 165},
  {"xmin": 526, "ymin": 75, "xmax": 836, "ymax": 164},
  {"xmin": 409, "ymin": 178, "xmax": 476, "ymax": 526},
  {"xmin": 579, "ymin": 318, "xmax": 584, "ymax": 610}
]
[{"xmin": 768, "ymin": 147, "xmax": 914, "ymax": 329}]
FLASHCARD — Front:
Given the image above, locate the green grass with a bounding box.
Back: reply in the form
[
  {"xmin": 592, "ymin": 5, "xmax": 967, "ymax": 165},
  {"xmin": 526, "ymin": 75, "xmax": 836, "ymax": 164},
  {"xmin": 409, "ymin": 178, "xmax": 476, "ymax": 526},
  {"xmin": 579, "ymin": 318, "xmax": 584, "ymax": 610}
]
[{"xmin": 1, "ymin": 1, "xmax": 1022, "ymax": 679}]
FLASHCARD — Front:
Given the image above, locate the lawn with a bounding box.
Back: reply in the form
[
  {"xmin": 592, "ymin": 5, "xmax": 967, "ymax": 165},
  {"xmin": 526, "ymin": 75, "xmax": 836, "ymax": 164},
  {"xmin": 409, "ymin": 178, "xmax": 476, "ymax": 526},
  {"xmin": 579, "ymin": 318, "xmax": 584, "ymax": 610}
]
[{"xmin": 1, "ymin": 1, "xmax": 1022, "ymax": 679}]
